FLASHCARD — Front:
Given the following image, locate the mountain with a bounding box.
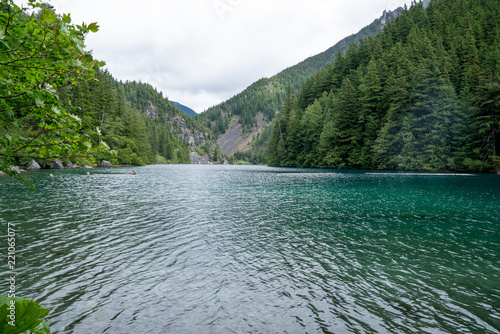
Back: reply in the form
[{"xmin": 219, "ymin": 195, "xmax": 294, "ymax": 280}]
[
  {"xmin": 196, "ymin": 6, "xmax": 404, "ymax": 158},
  {"xmin": 57, "ymin": 69, "xmax": 219, "ymax": 166},
  {"xmin": 172, "ymin": 101, "xmax": 198, "ymax": 117},
  {"xmin": 267, "ymin": 0, "xmax": 500, "ymax": 173}
]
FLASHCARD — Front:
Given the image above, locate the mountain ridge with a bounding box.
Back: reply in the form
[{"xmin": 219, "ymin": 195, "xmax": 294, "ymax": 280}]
[
  {"xmin": 199, "ymin": 6, "xmax": 404, "ymax": 158},
  {"xmin": 172, "ymin": 101, "xmax": 198, "ymax": 117}
]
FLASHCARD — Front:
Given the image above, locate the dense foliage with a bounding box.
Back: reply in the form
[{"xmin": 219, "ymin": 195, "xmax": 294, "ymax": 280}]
[
  {"xmin": 0, "ymin": 0, "xmax": 112, "ymax": 187},
  {"xmin": 1, "ymin": 1, "xmax": 214, "ymax": 179},
  {"xmin": 267, "ymin": 0, "xmax": 500, "ymax": 172},
  {"xmin": 58, "ymin": 70, "xmax": 201, "ymax": 166},
  {"xmin": 196, "ymin": 8, "xmax": 402, "ymax": 136}
]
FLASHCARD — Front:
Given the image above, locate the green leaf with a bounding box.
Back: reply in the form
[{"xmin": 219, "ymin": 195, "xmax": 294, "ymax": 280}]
[
  {"xmin": 62, "ymin": 13, "xmax": 71, "ymax": 24},
  {"xmin": 51, "ymin": 106, "xmax": 61, "ymax": 115},
  {"xmin": 87, "ymin": 22, "xmax": 99, "ymax": 33},
  {"xmin": 68, "ymin": 113, "xmax": 82, "ymax": 123},
  {"xmin": 35, "ymin": 98, "xmax": 45, "ymax": 108},
  {"xmin": 0, "ymin": 295, "xmax": 50, "ymax": 333},
  {"xmin": 31, "ymin": 319, "xmax": 51, "ymax": 334},
  {"xmin": 39, "ymin": 7, "xmax": 57, "ymax": 23}
]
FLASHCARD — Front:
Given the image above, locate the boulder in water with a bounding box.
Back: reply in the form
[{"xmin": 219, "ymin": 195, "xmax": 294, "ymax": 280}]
[
  {"xmin": 98, "ymin": 160, "xmax": 113, "ymax": 168},
  {"xmin": 26, "ymin": 160, "xmax": 41, "ymax": 170},
  {"xmin": 52, "ymin": 159, "xmax": 64, "ymax": 169}
]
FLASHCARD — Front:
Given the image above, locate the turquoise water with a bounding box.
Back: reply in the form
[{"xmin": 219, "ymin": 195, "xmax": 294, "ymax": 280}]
[{"xmin": 0, "ymin": 165, "xmax": 499, "ymax": 333}]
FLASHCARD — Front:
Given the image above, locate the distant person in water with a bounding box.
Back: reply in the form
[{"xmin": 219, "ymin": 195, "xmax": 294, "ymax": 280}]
[{"xmin": 129, "ymin": 171, "xmax": 136, "ymax": 175}]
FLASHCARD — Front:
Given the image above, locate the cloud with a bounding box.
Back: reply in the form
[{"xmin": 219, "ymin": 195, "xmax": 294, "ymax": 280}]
[{"xmin": 22, "ymin": 0, "xmax": 413, "ymax": 112}]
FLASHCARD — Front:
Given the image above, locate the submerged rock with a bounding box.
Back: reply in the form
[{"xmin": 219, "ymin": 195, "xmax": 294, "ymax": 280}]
[
  {"xmin": 26, "ymin": 160, "xmax": 41, "ymax": 170},
  {"xmin": 52, "ymin": 159, "xmax": 64, "ymax": 169},
  {"xmin": 98, "ymin": 160, "xmax": 113, "ymax": 168}
]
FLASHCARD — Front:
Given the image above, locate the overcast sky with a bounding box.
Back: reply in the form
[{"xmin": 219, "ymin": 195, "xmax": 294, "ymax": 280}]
[{"xmin": 28, "ymin": 0, "xmax": 413, "ymax": 113}]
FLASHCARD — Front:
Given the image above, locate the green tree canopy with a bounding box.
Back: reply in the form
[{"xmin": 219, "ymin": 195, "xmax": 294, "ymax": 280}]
[{"xmin": 0, "ymin": 0, "xmax": 113, "ymax": 188}]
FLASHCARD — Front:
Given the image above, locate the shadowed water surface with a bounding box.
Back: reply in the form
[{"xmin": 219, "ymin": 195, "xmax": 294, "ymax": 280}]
[{"xmin": 0, "ymin": 165, "xmax": 499, "ymax": 333}]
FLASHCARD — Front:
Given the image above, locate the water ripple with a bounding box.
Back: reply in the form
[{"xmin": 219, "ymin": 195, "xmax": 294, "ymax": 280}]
[{"xmin": 0, "ymin": 166, "xmax": 499, "ymax": 333}]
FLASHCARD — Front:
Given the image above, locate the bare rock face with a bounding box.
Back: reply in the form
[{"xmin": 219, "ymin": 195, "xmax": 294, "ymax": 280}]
[
  {"xmin": 217, "ymin": 113, "xmax": 268, "ymax": 156},
  {"xmin": 98, "ymin": 160, "xmax": 113, "ymax": 168},
  {"xmin": 26, "ymin": 160, "xmax": 41, "ymax": 170},
  {"xmin": 52, "ymin": 159, "xmax": 64, "ymax": 169},
  {"xmin": 168, "ymin": 115, "xmax": 210, "ymax": 147},
  {"xmin": 189, "ymin": 152, "xmax": 211, "ymax": 165},
  {"xmin": 145, "ymin": 101, "xmax": 158, "ymax": 119}
]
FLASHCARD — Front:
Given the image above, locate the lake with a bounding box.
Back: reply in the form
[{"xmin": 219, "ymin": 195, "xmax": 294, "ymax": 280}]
[{"xmin": 0, "ymin": 165, "xmax": 499, "ymax": 333}]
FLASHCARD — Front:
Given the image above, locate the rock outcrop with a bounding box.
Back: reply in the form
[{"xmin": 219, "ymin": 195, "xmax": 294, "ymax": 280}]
[
  {"xmin": 380, "ymin": 9, "xmax": 403, "ymax": 27},
  {"xmin": 98, "ymin": 160, "xmax": 113, "ymax": 168},
  {"xmin": 52, "ymin": 159, "xmax": 64, "ymax": 169},
  {"xmin": 189, "ymin": 152, "xmax": 211, "ymax": 165},
  {"xmin": 168, "ymin": 115, "xmax": 210, "ymax": 147},
  {"xmin": 217, "ymin": 113, "xmax": 268, "ymax": 156},
  {"xmin": 143, "ymin": 100, "xmax": 215, "ymax": 162},
  {"xmin": 145, "ymin": 101, "xmax": 158, "ymax": 119},
  {"xmin": 26, "ymin": 160, "xmax": 41, "ymax": 170}
]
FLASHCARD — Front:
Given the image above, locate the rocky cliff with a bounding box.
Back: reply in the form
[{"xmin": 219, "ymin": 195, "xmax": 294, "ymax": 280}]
[
  {"xmin": 217, "ymin": 113, "xmax": 268, "ymax": 156},
  {"xmin": 167, "ymin": 115, "xmax": 210, "ymax": 148},
  {"xmin": 141, "ymin": 100, "xmax": 219, "ymax": 164},
  {"xmin": 141, "ymin": 99, "xmax": 212, "ymax": 149}
]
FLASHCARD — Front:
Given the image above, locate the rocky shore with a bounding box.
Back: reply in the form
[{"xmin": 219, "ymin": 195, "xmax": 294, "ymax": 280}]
[
  {"xmin": 4, "ymin": 159, "xmax": 116, "ymax": 173},
  {"xmin": 2, "ymin": 156, "xmax": 233, "ymax": 175}
]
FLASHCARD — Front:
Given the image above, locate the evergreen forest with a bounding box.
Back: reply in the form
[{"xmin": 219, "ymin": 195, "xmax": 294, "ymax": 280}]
[
  {"xmin": 266, "ymin": 0, "xmax": 500, "ymax": 172},
  {"xmin": 57, "ymin": 70, "xmax": 205, "ymax": 166}
]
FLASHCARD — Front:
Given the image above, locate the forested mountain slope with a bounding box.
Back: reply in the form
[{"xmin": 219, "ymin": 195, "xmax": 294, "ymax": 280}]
[
  {"xmin": 58, "ymin": 69, "xmax": 216, "ymax": 166},
  {"xmin": 267, "ymin": 0, "xmax": 499, "ymax": 172},
  {"xmin": 196, "ymin": 7, "xmax": 404, "ymax": 140},
  {"xmin": 172, "ymin": 102, "xmax": 197, "ymax": 117}
]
